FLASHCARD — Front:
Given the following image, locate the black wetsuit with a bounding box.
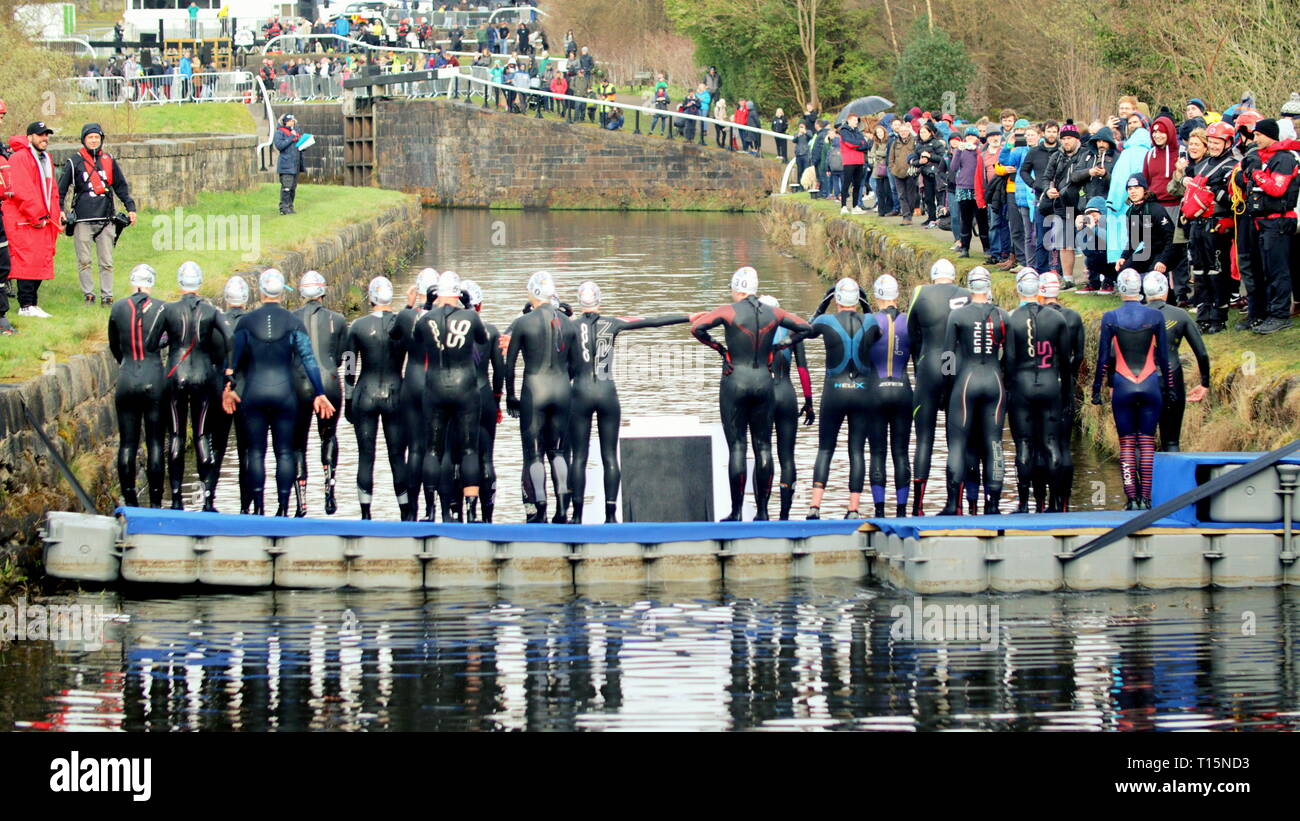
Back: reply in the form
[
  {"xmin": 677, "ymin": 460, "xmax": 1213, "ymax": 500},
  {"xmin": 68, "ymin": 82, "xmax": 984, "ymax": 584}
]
[
  {"xmin": 1005, "ymin": 301, "xmax": 1073, "ymax": 512},
  {"xmin": 506, "ymin": 303, "xmax": 577, "ymax": 523},
  {"xmin": 108, "ymin": 291, "xmax": 168, "ymax": 507},
  {"xmin": 569, "ymin": 311, "xmax": 689, "ymax": 523},
  {"xmin": 769, "ymin": 325, "xmax": 813, "ymax": 520},
  {"xmin": 147, "ymin": 292, "xmax": 227, "ymax": 511},
  {"xmin": 865, "ymin": 307, "xmax": 913, "ymax": 517},
  {"xmin": 1149, "ymin": 299, "xmax": 1210, "ymax": 452},
  {"xmin": 806, "ymin": 309, "xmax": 878, "ymax": 516},
  {"xmin": 907, "ymin": 281, "xmax": 972, "ymax": 514},
  {"xmin": 212, "ymin": 306, "xmax": 249, "ymax": 513},
  {"xmin": 941, "ymin": 300, "xmax": 1010, "ymax": 515},
  {"xmin": 293, "ymin": 301, "xmax": 347, "ymax": 516},
  {"xmin": 693, "ymin": 297, "xmax": 811, "ymax": 521},
  {"xmin": 1046, "ymin": 301, "xmax": 1085, "ymax": 510},
  {"xmin": 393, "ymin": 303, "xmax": 433, "ymax": 514},
  {"xmin": 226, "ymin": 303, "xmax": 327, "ymax": 515},
  {"xmin": 469, "ymin": 317, "xmax": 505, "ymax": 523},
  {"xmin": 346, "ymin": 310, "xmax": 409, "ymax": 520},
  {"xmin": 417, "ymin": 301, "xmax": 488, "ymax": 521}
]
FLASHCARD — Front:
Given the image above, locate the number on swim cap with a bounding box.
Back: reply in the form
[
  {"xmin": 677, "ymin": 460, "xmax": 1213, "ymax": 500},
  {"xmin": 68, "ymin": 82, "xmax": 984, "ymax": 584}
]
[
  {"xmin": 873, "ymin": 274, "xmax": 899, "ymax": 302},
  {"xmin": 730, "ymin": 266, "xmax": 759, "ymax": 295}
]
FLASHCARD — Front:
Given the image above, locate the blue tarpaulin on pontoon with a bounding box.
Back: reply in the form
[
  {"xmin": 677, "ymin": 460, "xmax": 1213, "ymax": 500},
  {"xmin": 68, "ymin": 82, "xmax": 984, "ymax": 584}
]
[{"xmin": 1151, "ymin": 452, "xmax": 1300, "ymax": 523}]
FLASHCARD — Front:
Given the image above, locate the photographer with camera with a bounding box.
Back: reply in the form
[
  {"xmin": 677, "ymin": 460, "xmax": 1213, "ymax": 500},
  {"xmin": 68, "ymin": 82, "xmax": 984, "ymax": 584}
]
[{"xmin": 57, "ymin": 123, "xmax": 136, "ymax": 307}]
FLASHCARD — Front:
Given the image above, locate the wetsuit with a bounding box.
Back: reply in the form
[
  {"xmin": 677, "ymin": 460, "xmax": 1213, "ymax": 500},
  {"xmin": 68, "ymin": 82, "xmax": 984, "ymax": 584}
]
[
  {"xmin": 569, "ymin": 311, "xmax": 690, "ymax": 523},
  {"xmin": 226, "ymin": 303, "xmax": 327, "ymax": 515},
  {"xmin": 1149, "ymin": 299, "xmax": 1210, "ymax": 452},
  {"xmin": 211, "ymin": 305, "xmax": 249, "ymax": 513},
  {"xmin": 941, "ymin": 300, "xmax": 1010, "ymax": 515},
  {"xmin": 1005, "ymin": 301, "xmax": 1073, "ymax": 512},
  {"xmin": 1046, "ymin": 301, "xmax": 1084, "ymax": 510},
  {"xmin": 293, "ymin": 301, "xmax": 347, "ymax": 516},
  {"xmin": 770, "ymin": 326, "xmax": 813, "ymax": 520},
  {"xmin": 469, "ymin": 319, "xmax": 505, "ymax": 522},
  {"xmin": 346, "ymin": 310, "xmax": 410, "ymax": 520},
  {"xmin": 147, "ymin": 292, "xmax": 228, "ymax": 511},
  {"xmin": 1092, "ymin": 301, "xmax": 1175, "ymax": 506},
  {"xmin": 805, "ymin": 309, "xmax": 878, "ymax": 515},
  {"xmin": 393, "ymin": 302, "xmax": 433, "ymax": 515},
  {"xmin": 506, "ymin": 303, "xmax": 576, "ymax": 523},
  {"xmin": 907, "ymin": 281, "xmax": 971, "ymax": 514},
  {"xmin": 417, "ymin": 302, "xmax": 488, "ymax": 521},
  {"xmin": 865, "ymin": 307, "xmax": 913, "ymax": 517},
  {"xmin": 108, "ymin": 292, "xmax": 168, "ymax": 507},
  {"xmin": 693, "ymin": 297, "xmax": 811, "ymax": 521}
]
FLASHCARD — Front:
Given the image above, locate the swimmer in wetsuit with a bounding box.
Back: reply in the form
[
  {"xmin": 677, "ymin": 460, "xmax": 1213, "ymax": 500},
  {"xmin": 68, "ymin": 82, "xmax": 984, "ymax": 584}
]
[
  {"xmin": 146, "ymin": 261, "xmax": 228, "ymax": 511},
  {"xmin": 1091, "ymin": 269, "xmax": 1176, "ymax": 510},
  {"xmin": 345, "ymin": 276, "xmax": 411, "ymax": 521},
  {"xmin": 108, "ymin": 264, "xmax": 168, "ymax": 508},
  {"xmin": 758, "ymin": 295, "xmax": 815, "ymax": 521},
  {"xmin": 693, "ymin": 267, "xmax": 812, "ymax": 522},
  {"xmin": 461, "ymin": 280, "xmax": 505, "ymax": 523},
  {"xmin": 907, "ymin": 258, "xmax": 972, "ymax": 514},
  {"xmin": 211, "ymin": 276, "xmax": 252, "ymax": 513},
  {"xmin": 804, "ymin": 278, "xmax": 876, "ymax": 519},
  {"xmin": 940, "ymin": 266, "xmax": 1010, "ymax": 515},
  {"xmin": 418, "ymin": 271, "xmax": 488, "ymax": 522},
  {"xmin": 292, "ymin": 271, "xmax": 347, "ymax": 517},
  {"xmin": 864, "ymin": 275, "xmax": 913, "ymax": 518},
  {"xmin": 569, "ymin": 280, "xmax": 692, "ymax": 523},
  {"xmin": 393, "ymin": 267, "xmax": 440, "ymax": 518},
  {"xmin": 1005, "ymin": 269, "xmax": 1074, "ymax": 513},
  {"xmin": 221, "ymin": 269, "xmax": 336, "ymax": 516},
  {"xmin": 1142, "ymin": 272, "xmax": 1210, "ymax": 452},
  {"xmin": 505, "ymin": 271, "xmax": 577, "ymax": 524},
  {"xmin": 1038, "ymin": 270, "xmax": 1085, "ymax": 511}
]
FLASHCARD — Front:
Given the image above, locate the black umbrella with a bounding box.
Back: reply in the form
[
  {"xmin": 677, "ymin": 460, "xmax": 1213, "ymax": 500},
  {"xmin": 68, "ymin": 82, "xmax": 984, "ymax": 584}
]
[{"xmin": 835, "ymin": 96, "xmax": 894, "ymax": 124}]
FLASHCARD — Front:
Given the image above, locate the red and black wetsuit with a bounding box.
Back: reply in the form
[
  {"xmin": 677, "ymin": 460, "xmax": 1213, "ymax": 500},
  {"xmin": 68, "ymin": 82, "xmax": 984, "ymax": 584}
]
[{"xmin": 108, "ymin": 291, "xmax": 168, "ymax": 507}]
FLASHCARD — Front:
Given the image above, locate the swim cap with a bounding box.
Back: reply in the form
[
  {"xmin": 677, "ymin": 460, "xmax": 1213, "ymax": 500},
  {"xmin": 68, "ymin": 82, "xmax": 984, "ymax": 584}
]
[
  {"xmin": 1142, "ymin": 271, "xmax": 1169, "ymax": 297},
  {"xmin": 1038, "ymin": 271, "xmax": 1061, "ymax": 299},
  {"xmin": 259, "ymin": 268, "xmax": 286, "ymax": 298},
  {"xmin": 368, "ymin": 276, "xmax": 394, "ymax": 306},
  {"xmin": 873, "ymin": 274, "xmax": 899, "ymax": 302},
  {"xmin": 1116, "ymin": 268, "xmax": 1143, "ymax": 297},
  {"xmin": 299, "ymin": 270, "xmax": 326, "ymax": 299},
  {"xmin": 416, "ymin": 267, "xmax": 439, "ymax": 295},
  {"xmin": 461, "ymin": 279, "xmax": 483, "ymax": 308},
  {"xmin": 177, "ymin": 260, "xmax": 203, "ymax": 291},
  {"xmin": 930, "ymin": 258, "xmax": 956, "ymax": 281},
  {"xmin": 1015, "ymin": 269, "xmax": 1041, "ymax": 299},
  {"xmin": 223, "ymin": 275, "xmax": 249, "ymax": 306},
  {"xmin": 577, "ymin": 280, "xmax": 602, "ymax": 309},
  {"xmin": 436, "ymin": 270, "xmax": 462, "ymax": 297},
  {"xmin": 968, "ymin": 266, "xmax": 992, "ymax": 294},
  {"xmin": 527, "ymin": 270, "xmax": 555, "ymax": 300},
  {"xmin": 730, "ymin": 266, "xmax": 759, "ymax": 296},
  {"xmin": 129, "ymin": 264, "xmax": 156, "ymax": 289},
  {"xmin": 757, "ymin": 295, "xmax": 779, "ymax": 308},
  {"xmin": 834, "ymin": 277, "xmax": 860, "ymax": 307}
]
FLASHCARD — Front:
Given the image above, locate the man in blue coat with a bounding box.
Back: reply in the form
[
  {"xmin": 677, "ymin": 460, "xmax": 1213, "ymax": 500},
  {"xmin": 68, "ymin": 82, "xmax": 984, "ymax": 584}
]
[{"xmin": 273, "ymin": 113, "xmax": 305, "ymax": 215}]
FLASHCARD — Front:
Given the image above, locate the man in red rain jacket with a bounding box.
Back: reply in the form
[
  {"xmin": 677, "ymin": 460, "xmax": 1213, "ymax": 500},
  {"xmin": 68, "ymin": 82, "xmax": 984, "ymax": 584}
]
[{"xmin": 2, "ymin": 123, "xmax": 63, "ymax": 318}]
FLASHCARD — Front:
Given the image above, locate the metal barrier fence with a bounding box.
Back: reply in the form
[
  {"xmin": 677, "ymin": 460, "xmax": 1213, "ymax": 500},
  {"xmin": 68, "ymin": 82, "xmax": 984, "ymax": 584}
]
[
  {"xmin": 270, "ymin": 72, "xmax": 346, "ymax": 102},
  {"xmin": 63, "ymin": 71, "xmax": 259, "ymax": 105}
]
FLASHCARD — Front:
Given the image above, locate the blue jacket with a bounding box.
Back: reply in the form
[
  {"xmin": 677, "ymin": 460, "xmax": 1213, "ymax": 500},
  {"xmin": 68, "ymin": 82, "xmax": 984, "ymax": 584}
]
[
  {"xmin": 1105, "ymin": 127, "xmax": 1152, "ymax": 263},
  {"xmin": 999, "ymin": 142, "xmax": 1032, "ymax": 208},
  {"xmin": 334, "ymin": 17, "xmax": 349, "ymax": 37},
  {"xmin": 274, "ymin": 126, "xmax": 305, "ymax": 175}
]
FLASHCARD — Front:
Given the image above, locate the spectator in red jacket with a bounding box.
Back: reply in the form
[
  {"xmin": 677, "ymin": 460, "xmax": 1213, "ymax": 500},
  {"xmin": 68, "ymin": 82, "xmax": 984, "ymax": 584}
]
[{"xmin": 3, "ymin": 124, "xmax": 63, "ymax": 318}]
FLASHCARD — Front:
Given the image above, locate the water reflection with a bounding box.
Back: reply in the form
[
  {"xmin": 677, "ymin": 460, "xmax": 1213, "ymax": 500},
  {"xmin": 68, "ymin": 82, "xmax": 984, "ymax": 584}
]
[{"xmin": 5, "ymin": 585, "xmax": 1298, "ymax": 732}]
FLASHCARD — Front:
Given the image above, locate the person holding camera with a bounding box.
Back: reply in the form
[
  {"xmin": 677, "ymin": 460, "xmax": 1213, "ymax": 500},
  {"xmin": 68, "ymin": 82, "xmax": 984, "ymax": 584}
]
[{"xmin": 58, "ymin": 123, "xmax": 137, "ymax": 307}]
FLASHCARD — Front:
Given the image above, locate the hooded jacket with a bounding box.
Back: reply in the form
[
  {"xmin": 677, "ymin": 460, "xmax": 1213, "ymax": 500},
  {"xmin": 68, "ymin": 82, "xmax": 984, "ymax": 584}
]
[
  {"xmin": 838, "ymin": 123, "xmax": 867, "ymax": 166},
  {"xmin": 1105, "ymin": 127, "xmax": 1153, "ymax": 262},
  {"xmin": 1019, "ymin": 138, "xmax": 1058, "ymax": 204},
  {"xmin": 1073, "ymin": 127, "xmax": 1118, "ymax": 201},
  {"xmin": 2, "ymin": 136, "xmax": 62, "ymax": 281},
  {"xmin": 1248, "ymin": 138, "xmax": 1300, "ymax": 217},
  {"xmin": 1143, "ymin": 116, "xmax": 1181, "ymax": 205}
]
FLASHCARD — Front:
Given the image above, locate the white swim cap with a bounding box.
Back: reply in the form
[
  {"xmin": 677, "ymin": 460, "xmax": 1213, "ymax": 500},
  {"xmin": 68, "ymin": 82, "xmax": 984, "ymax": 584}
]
[
  {"xmin": 299, "ymin": 270, "xmax": 326, "ymax": 299},
  {"xmin": 873, "ymin": 274, "xmax": 899, "ymax": 302},
  {"xmin": 1038, "ymin": 271, "xmax": 1061, "ymax": 299},
  {"xmin": 129, "ymin": 264, "xmax": 156, "ymax": 289},
  {"xmin": 577, "ymin": 280, "xmax": 602, "ymax": 309},
  {"xmin": 436, "ymin": 270, "xmax": 462, "ymax": 298},
  {"xmin": 1015, "ymin": 269, "xmax": 1041, "ymax": 299},
  {"xmin": 968, "ymin": 266, "xmax": 992, "ymax": 294},
  {"xmin": 1142, "ymin": 271, "xmax": 1169, "ymax": 297},
  {"xmin": 223, "ymin": 275, "xmax": 249, "ymax": 306},
  {"xmin": 368, "ymin": 276, "xmax": 393, "ymax": 306},
  {"xmin": 1116, "ymin": 268, "xmax": 1143, "ymax": 297},
  {"xmin": 730, "ymin": 266, "xmax": 759, "ymax": 296},
  {"xmin": 834, "ymin": 277, "xmax": 860, "ymax": 307},
  {"xmin": 177, "ymin": 260, "xmax": 203, "ymax": 291},
  {"xmin": 461, "ymin": 279, "xmax": 483, "ymax": 308},
  {"xmin": 416, "ymin": 267, "xmax": 439, "ymax": 295},
  {"xmin": 259, "ymin": 268, "xmax": 286, "ymax": 298},
  {"xmin": 757, "ymin": 295, "xmax": 779, "ymax": 308},
  {"xmin": 930, "ymin": 258, "xmax": 956, "ymax": 281},
  {"xmin": 527, "ymin": 270, "xmax": 556, "ymax": 300}
]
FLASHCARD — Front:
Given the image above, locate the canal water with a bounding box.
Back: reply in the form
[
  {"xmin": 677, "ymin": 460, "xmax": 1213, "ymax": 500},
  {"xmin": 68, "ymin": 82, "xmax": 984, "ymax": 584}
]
[{"xmin": 194, "ymin": 209, "xmax": 1122, "ymax": 521}]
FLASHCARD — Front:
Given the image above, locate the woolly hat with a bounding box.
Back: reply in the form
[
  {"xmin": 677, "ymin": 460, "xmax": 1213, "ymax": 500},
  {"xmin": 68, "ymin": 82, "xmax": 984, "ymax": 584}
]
[
  {"xmin": 1255, "ymin": 117, "xmax": 1281, "ymax": 141},
  {"xmin": 964, "ymin": 125, "xmax": 979, "ymax": 137},
  {"xmin": 1084, "ymin": 196, "xmax": 1106, "ymax": 214},
  {"xmin": 1281, "ymin": 92, "xmax": 1300, "ymax": 117},
  {"xmin": 1013, "ymin": 118, "xmax": 1029, "ymax": 130},
  {"xmin": 1059, "ymin": 119, "xmax": 1081, "ymax": 139},
  {"xmin": 1126, "ymin": 172, "xmax": 1148, "ymax": 190},
  {"xmin": 1187, "ymin": 98, "xmax": 1207, "ymax": 115}
]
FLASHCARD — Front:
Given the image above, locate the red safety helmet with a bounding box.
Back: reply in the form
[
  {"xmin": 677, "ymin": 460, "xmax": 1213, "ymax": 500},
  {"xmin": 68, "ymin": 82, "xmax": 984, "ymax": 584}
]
[
  {"xmin": 1205, "ymin": 121, "xmax": 1234, "ymax": 141},
  {"xmin": 1234, "ymin": 108, "xmax": 1262, "ymax": 133}
]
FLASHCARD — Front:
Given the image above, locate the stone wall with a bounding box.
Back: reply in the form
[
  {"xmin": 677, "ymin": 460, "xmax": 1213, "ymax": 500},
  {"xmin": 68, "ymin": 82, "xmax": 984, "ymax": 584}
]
[
  {"xmin": 0, "ymin": 199, "xmax": 423, "ymax": 561},
  {"xmin": 274, "ymin": 102, "xmax": 346, "ymax": 184},
  {"xmin": 374, "ymin": 98, "xmax": 785, "ymax": 210}
]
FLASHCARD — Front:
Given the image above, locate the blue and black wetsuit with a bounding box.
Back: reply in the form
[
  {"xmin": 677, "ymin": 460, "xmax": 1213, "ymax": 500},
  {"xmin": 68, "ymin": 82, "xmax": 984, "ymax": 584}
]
[
  {"xmin": 1092, "ymin": 301, "xmax": 1175, "ymax": 507},
  {"xmin": 865, "ymin": 307, "xmax": 913, "ymax": 517},
  {"xmin": 769, "ymin": 324, "xmax": 813, "ymax": 520},
  {"xmin": 108, "ymin": 291, "xmax": 168, "ymax": 507},
  {"xmin": 806, "ymin": 309, "xmax": 879, "ymax": 516},
  {"xmin": 907, "ymin": 281, "xmax": 971, "ymax": 514},
  {"xmin": 293, "ymin": 300, "xmax": 347, "ymax": 516},
  {"xmin": 1005, "ymin": 301, "xmax": 1073, "ymax": 513},
  {"xmin": 417, "ymin": 302, "xmax": 488, "ymax": 521},
  {"xmin": 226, "ymin": 303, "xmax": 327, "ymax": 516},
  {"xmin": 346, "ymin": 310, "xmax": 410, "ymax": 520},
  {"xmin": 211, "ymin": 305, "xmax": 249, "ymax": 512},
  {"xmin": 393, "ymin": 301, "xmax": 433, "ymax": 515},
  {"xmin": 940, "ymin": 300, "xmax": 1010, "ymax": 515}
]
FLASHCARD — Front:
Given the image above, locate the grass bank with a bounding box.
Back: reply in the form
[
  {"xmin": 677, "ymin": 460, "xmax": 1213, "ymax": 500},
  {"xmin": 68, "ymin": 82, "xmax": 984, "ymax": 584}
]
[
  {"xmin": 50, "ymin": 101, "xmax": 257, "ymax": 137},
  {"xmin": 765, "ymin": 193, "xmax": 1300, "ymax": 456},
  {"xmin": 0, "ymin": 183, "xmax": 412, "ymax": 383}
]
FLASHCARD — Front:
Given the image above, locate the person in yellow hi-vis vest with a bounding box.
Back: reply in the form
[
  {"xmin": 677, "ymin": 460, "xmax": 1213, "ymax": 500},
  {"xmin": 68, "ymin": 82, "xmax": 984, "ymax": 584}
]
[{"xmin": 218, "ymin": 4, "xmax": 230, "ymax": 37}]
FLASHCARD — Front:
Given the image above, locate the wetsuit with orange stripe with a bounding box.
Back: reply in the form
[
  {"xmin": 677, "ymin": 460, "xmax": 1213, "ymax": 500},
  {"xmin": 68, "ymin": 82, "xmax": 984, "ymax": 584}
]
[
  {"xmin": 939, "ymin": 300, "xmax": 1009, "ymax": 515},
  {"xmin": 1005, "ymin": 301, "xmax": 1073, "ymax": 513},
  {"xmin": 1092, "ymin": 301, "xmax": 1175, "ymax": 507}
]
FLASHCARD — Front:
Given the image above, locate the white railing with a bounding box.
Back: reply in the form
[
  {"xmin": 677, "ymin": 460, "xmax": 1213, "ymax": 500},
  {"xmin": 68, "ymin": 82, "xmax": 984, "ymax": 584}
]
[
  {"xmin": 488, "ymin": 5, "xmax": 547, "ymax": 23},
  {"xmin": 62, "ymin": 71, "xmax": 259, "ymax": 106},
  {"xmin": 41, "ymin": 36, "xmax": 98, "ymax": 58},
  {"xmin": 267, "ymin": 72, "xmax": 346, "ymax": 101},
  {"xmin": 262, "ymin": 32, "xmax": 482, "ymax": 60}
]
